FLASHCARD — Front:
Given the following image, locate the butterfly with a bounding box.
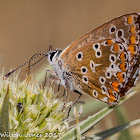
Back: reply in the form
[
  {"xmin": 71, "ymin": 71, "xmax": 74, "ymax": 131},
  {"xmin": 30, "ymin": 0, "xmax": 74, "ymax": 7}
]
[{"xmin": 5, "ymin": 13, "xmax": 140, "ymax": 106}]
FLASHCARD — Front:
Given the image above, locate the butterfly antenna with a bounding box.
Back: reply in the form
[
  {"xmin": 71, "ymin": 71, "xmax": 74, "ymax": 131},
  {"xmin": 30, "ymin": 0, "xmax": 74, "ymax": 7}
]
[
  {"xmin": 26, "ymin": 45, "xmax": 52, "ymax": 74},
  {"xmin": 26, "ymin": 54, "xmax": 47, "ymax": 74},
  {"xmin": 4, "ymin": 52, "xmax": 48, "ymax": 78},
  {"xmin": 49, "ymin": 45, "xmax": 52, "ymax": 51}
]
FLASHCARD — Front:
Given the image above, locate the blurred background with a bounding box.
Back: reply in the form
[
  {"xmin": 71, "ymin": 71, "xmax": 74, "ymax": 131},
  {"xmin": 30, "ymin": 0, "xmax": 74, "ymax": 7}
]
[{"xmin": 0, "ymin": 0, "xmax": 140, "ymax": 139}]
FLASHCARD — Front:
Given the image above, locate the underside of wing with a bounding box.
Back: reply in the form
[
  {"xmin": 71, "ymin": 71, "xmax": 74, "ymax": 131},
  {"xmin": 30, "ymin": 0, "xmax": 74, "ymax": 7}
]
[
  {"xmin": 60, "ymin": 13, "xmax": 139, "ymax": 60},
  {"xmin": 60, "ymin": 38, "xmax": 139, "ymax": 105},
  {"xmin": 59, "ymin": 13, "xmax": 140, "ymax": 105}
]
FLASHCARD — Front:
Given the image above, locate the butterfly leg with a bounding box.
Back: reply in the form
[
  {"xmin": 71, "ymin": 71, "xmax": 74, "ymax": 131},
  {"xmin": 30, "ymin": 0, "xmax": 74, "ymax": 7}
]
[
  {"xmin": 62, "ymin": 88, "xmax": 68, "ymax": 111},
  {"xmin": 67, "ymin": 90, "xmax": 82, "ymax": 118},
  {"xmin": 57, "ymin": 81, "xmax": 61, "ymax": 98},
  {"xmin": 43, "ymin": 70, "xmax": 60, "ymax": 89}
]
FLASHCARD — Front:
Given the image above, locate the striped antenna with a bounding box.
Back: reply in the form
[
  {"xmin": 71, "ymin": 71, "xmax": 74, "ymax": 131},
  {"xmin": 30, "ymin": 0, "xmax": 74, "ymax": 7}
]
[
  {"xmin": 26, "ymin": 45, "xmax": 52, "ymax": 74},
  {"xmin": 4, "ymin": 52, "xmax": 48, "ymax": 78},
  {"xmin": 26, "ymin": 54, "xmax": 47, "ymax": 74}
]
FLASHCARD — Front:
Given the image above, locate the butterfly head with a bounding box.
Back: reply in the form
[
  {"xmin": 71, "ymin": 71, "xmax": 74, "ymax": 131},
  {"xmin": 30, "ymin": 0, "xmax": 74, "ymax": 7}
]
[
  {"xmin": 48, "ymin": 49, "xmax": 65, "ymax": 85},
  {"xmin": 48, "ymin": 49, "xmax": 62, "ymax": 65}
]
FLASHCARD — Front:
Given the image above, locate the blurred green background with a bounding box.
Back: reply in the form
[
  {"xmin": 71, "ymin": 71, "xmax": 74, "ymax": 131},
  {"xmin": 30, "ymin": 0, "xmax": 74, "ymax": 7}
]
[{"xmin": 0, "ymin": 0, "xmax": 140, "ymax": 139}]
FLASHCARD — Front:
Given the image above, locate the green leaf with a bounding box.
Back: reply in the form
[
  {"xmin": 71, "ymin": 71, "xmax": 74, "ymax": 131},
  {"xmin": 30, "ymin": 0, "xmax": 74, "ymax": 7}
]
[
  {"xmin": 58, "ymin": 88, "xmax": 139, "ymax": 140},
  {"xmin": 115, "ymin": 107, "xmax": 132, "ymax": 140},
  {"xmin": 0, "ymin": 85, "xmax": 10, "ymax": 140},
  {"xmin": 89, "ymin": 119, "xmax": 140, "ymax": 139}
]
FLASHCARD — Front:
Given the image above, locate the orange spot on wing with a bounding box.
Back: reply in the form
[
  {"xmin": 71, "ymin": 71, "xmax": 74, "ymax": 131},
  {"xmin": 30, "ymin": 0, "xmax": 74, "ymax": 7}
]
[
  {"xmin": 128, "ymin": 45, "xmax": 135, "ymax": 55},
  {"xmin": 113, "ymin": 86, "xmax": 119, "ymax": 92},
  {"xmin": 107, "ymin": 40, "xmax": 114, "ymax": 45},
  {"xmin": 113, "ymin": 44, "xmax": 119, "ymax": 52},
  {"xmin": 119, "ymin": 62, "xmax": 126, "ymax": 71},
  {"xmin": 108, "ymin": 89, "xmax": 117, "ymax": 101},
  {"xmin": 117, "ymin": 72, "xmax": 125, "ymax": 82},
  {"xmin": 111, "ymin": 81, "xmax": 120, "ymax": 87},
  {"xmin": 130, "ymin": 35, "xmax": 137, "ymax": 44},
  {"xmin": 108, "ymin": 89, "xmax": 113, "ymax": 94},
  {"xmin": 130, "ymin": 26, "xmax": 137, "ymax": 34},
  {"xmin": 108, "ymin": 98, "xmax": 116, "ymax": 103},
  {"xmin": 119, "ymin": 52, "xmax": 126, "ymax": 61},
  {"xmin": 111, "ymin": 82, "xmax": 120, "ymax": 92},
  {"xmin": 109, "ymin": 94, "xmax": 116, "ymax": 101},
  {"xmin": 127, "ymin": 16, "xmax": 134, "ymax": 24}
]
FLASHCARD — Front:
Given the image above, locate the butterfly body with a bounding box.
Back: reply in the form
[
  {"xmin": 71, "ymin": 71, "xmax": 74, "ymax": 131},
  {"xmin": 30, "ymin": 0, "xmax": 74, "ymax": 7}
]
[
  {"xmin": 48, "ymin": 13, "xmax": 140, "ymax": 106},
  {"xmin": 48, "ymin": 49, "xmax": 76, "ymax": 90},
  {"xmin": 4, "ymin": 13, "xmax": 139, "ymax": 106}
]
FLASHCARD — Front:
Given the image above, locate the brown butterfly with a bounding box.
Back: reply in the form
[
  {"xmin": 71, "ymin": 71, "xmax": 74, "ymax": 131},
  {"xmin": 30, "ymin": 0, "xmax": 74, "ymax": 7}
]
[{"xmin": 5, "ymin": 13, "xmax": 140, "ymax": 106}]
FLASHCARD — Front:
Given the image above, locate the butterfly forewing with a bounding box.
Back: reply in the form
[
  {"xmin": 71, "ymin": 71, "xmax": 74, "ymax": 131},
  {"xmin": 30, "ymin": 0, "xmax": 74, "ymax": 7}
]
[
  {"xmin": 59, "ymin": 13, "xmax": 140, "ymax": 105},
  {"xmin": 60, "ymin": 13, "xmax": 139, "ymax": 59}
]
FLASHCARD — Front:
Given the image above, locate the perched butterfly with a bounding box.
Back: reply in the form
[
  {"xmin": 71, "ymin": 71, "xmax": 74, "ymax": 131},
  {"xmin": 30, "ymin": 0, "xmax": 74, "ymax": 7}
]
[{"xmin": 5, "ymin": 13, "xmax": 140, "ymax": 106}]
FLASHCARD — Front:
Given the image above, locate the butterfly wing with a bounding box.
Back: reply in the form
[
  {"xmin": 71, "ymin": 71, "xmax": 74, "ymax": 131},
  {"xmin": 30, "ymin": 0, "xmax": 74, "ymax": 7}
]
[
  {"xmin": 60, "ymin": 13, "xmax": 139, "ymax": 59},
  {"xmin": 59, "ymin": 13, "xmax": 140, "ymax": 105}
]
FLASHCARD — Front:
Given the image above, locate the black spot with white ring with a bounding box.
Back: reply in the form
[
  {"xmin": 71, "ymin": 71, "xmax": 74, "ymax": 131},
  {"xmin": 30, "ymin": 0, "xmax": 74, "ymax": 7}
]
[
  {"xmin": 92, "ymin": 43, "xmax": 100, "ymax": 50},
  {"xmin": 111, "ymin": 64, "xmax": 114, "ymax": 69},
  {"xmin": 92, "ymin": 90, "xmax": 98, "ymax": 98},
  {"xmin": 81, "ymin": 66, "xmax": 88, "ymax": 74},
  {"xmin": 99, "ymin": 76, "xmax": 106, "ymax": 84},
  {"xmin": 116, "ymin": 29, "xmax": 124, "ymax": 38},
  {"xmin": 101, "ymin": 85, "xmax": 107, "ymax": 94},
  {"xmin": 109, "ymin": 63, "xmax": 116, "ymax": 70},
  {"xmin": 82, "ymin": 76, "xmax": 88, "ymax": 84},
  {"xmin": 119, "ymin": 44, "xmax": 124, "ymax": 51},
  {"xmin": 109, "ymin": 26, "xmax": 116, "ymax": 34},
  {"xmin": 124, "ymin": 53, "xmax": 128, "ymax": 60},
  {"xmin": 95, "ymin": 50, "xmax": 102, "ymax": 58},
  {"xmin": 76, "ymin": 52, "xmax": 83, "ymax": 61},
  {"xmin": 109, "ymin": 54, "xmax": 117, "ymax": 63},
  {"xmin": 122, "ymin": 72, "xmax": 126, "ymax": 79},
  {"xmin": 125, "ymin": 62, "xmax": 128, "ymax": 70},
  {"xmin": 105, "ymin": 71, "xmax": 112, "ymax": 79},
  {"xmin": 112, "ymin": 91, "xmax": 118, "ymax": 98}
]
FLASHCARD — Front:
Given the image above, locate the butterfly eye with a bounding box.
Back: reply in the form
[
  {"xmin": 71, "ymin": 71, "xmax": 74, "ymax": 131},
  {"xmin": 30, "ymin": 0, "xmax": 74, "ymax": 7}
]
[
  {"xmin": 76, "ymin": 52, "xmax": 83, "ymax": 61},
  {"xmin": 50, "ymin": 51, "xmax": 57, "ymax": 61}
]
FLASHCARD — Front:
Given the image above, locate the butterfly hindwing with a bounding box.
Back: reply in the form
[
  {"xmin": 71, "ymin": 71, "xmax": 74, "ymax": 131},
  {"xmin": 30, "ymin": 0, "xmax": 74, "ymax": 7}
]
[{"xmin": 60, "ymin": 39, "xmax": 132, "ymax": 105}]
